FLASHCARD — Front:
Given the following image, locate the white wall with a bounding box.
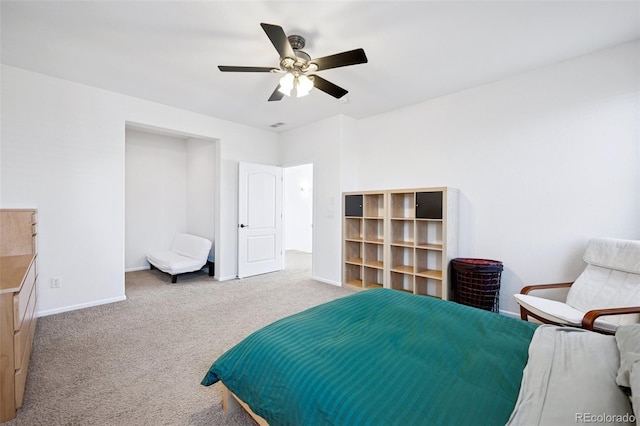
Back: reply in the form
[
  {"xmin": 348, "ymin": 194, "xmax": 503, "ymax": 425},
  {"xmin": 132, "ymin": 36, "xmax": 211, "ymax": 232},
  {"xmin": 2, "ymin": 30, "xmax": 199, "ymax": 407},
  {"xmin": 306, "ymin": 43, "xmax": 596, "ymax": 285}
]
[
  {"xmin": 186, "ymin": 137, "xmax": 216, "ymax": 251},
  {"xmin": 1, "ymin": 41, "xmax": 637, "ymax": 316},
  {"xmin": 125, "ymin": 129, "xmax": 188, "ymax": 271},
  {"xmin": 1, "ymin": 65, "xmax": 278, "ymax": 315},
  {"xmin": 279, "ymin": 115, "xmax": 358, "ymax": 285},
  {"xmin": 355, "ymin": 41, "xmax": 639, "ymax": 315},
  {"xmin": 284, "ymin": 163, "xmax": 313, "ymax": 253}
]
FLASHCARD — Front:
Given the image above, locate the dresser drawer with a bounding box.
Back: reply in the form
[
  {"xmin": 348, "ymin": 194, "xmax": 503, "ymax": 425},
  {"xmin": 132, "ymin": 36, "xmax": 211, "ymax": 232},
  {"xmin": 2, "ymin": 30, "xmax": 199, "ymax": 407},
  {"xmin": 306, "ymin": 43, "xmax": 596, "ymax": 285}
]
[
  {"xmin": 13, "ymin": 305, "xmax": 35, "ymax": 410},
  {"xmin": 13, "ymin": 259, "xmax": 36, "ymax": 332},
  {"xmin": 14, "ymin": 356, "xmax": 28, "ymax": 409},
  {"xmin": 13, "ymin": 283, "xmax": 36, "ymax": 370}
]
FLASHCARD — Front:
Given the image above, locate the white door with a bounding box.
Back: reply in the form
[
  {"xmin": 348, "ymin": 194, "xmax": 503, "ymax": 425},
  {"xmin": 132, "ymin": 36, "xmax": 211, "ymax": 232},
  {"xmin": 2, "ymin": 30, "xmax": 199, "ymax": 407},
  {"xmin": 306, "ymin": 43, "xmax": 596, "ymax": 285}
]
[{"xmin": 238, "ymin": 162, "xmax": 283, "ymax": 278}]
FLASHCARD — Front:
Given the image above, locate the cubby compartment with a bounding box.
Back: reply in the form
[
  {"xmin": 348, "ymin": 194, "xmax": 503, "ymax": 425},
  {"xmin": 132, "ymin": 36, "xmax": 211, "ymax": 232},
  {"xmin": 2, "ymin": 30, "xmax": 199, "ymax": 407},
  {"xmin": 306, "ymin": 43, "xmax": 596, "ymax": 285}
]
[
  {"xmin": 363, "ymin": 267, "xmax": 384, "ymax": 289},
  {"xmin": 390, "ymin": 271, "xmax": 414, "ymax": 293},
  {"xmin": 415, "ymin": 248, "xmax": 442, "ymax": 279},
  {"xmin": 364, "ymin": 219, "xmax": 384, "ymax": 243},
  {"xmin": 363, "ymin": 193, "xmax": 385, "ymax": 218},
  {"xmin": 364, "ymin": 242, "xmax": 384, "ymax": 269},
  {"xmin": 390, "ymin": 219, "xmax": 414, "ymax": 246},
  {"xmin": 390, "ymin": 245, "xmax": 414, "ymax": 273},
  {"xmin": 344, "ymin": 263, "xmax": 363, "ymax": 288},
  {"xmin": 344, "ymin": 241, "xmax": 363, "ymax": 265},
  {"xmin": 416, "ymin": 220, "xmax": 443, "ymax": 249},
  {"xmin": 344, "ymin": 218, "xmax": 362, "ymax": 241},
  {"xmin": 415, "ymin": 276, "xmax": 442, "ymax": 298},
  {"xmin": 345, "ymin": 194, "xmax": 363, "ymax": 217},
  {"xmin": 390, "ymin": 192, "xmax": 415, "ymax": 219},
  {"xmin": 415, "ymin": 191, "xmax": 443, "ymax": 219}
]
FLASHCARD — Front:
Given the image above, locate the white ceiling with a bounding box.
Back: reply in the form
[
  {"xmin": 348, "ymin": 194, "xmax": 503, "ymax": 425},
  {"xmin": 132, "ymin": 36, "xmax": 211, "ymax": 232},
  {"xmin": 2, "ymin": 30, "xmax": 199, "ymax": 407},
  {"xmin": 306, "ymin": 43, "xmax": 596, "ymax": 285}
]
[{"xmin": 2, "ymin": 1, "xmax": 639, "ymax": 132}]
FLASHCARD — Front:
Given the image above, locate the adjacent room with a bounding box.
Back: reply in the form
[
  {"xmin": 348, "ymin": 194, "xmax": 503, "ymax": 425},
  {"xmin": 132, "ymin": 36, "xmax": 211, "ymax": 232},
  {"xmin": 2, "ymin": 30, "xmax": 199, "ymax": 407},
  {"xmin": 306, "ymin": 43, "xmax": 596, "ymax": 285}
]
[{"xmin": 0, "ymin": 1, "xmax": 638, "ymax": 424}]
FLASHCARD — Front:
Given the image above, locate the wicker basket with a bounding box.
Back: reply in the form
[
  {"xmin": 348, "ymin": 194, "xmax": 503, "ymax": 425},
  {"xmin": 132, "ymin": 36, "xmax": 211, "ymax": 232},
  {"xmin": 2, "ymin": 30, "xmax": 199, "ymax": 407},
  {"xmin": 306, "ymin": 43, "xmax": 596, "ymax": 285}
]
[{"xmin": 451, "ymin": 258, "xmax": 503, "ymax": 313}]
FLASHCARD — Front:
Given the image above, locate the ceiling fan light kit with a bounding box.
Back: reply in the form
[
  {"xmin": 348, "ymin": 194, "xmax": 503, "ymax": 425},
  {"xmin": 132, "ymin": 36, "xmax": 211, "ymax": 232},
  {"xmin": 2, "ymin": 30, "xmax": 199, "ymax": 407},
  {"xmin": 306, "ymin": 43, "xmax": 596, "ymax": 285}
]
[
  {"xmin": 218, "ymin": 23, "xmax": 367, "ymax": 102},
  {"xmin": 278, "ymin": 72, "xmax": 295, "ymax": 96},
  {"xmin": 278, "ymin": 74, "xmax": 313, "ymax": 98}
]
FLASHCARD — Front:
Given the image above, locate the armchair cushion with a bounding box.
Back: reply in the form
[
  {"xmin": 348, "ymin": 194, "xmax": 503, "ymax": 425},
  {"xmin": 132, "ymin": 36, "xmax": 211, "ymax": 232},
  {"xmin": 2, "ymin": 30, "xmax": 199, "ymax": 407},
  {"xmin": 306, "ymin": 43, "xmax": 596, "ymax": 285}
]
[
  {"xmin": 170, "ymin": 233, "xmax": 212, "ymax": 261},
  {"xmin": 514, "ymin": 293, "xmax": 618, "ymax": 333},
  {"xmin": 146, "ymin": 233, "xmax": 212, "ymax": 276},
  {"xmin": 560, "ymin": 238, "xmax": 640, "ymax": 328},
  {"xmin": 583, "ymin": 237, "xmax": 640, "ymax": 274},
  {"xmin": 566, "ymin": 266, "xmax": 640, "ymax": 328},
  {"xmin": 514, "ymin": 294, "xmax": 584, "ymax": 325},
  {"xmin": 146, "ymin": 250, "xmax": 206, "ymax": 275}
]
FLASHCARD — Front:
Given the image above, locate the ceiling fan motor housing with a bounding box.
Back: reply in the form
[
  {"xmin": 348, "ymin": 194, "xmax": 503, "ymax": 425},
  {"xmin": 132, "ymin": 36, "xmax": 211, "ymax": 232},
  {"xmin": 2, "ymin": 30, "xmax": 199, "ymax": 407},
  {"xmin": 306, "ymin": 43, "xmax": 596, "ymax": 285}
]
[
  {"xmin": 287, "ymin": 34, "xmax": 306, "ymax": 50},
  {"xmin": 284, "ymin": 35, "xmax": 312, "ymax": 72}
]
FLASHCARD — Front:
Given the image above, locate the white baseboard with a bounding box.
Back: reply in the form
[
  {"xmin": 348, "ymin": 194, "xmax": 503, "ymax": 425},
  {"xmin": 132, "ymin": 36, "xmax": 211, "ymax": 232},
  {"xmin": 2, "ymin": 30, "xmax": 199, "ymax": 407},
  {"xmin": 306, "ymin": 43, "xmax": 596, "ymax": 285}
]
[
  {"xmin": 312, "ymin": 276, "xmax": 341, "ymax": 286},
  {"xmin": 37, "ymin": 295, "xmax": 127, "ymax": 317},
  {"xmin": 217, "ymin": 275, "xmax": 237, "ymax": 282},
  {"xmin": 125, "ymin": 266, "xmax": 149, "ymax": 272},
  {"xmin": 499, "ymin": 309, "xmax": 520, "ymax": 319}
]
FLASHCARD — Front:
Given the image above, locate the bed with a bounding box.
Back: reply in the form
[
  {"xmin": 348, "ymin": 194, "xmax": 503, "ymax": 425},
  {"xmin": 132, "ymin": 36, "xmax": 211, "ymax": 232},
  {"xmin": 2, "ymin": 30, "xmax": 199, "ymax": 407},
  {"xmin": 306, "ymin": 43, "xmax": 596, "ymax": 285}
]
[{"xmin": 202, "ymin": 288, "xmax": 637, "ymax": 425}]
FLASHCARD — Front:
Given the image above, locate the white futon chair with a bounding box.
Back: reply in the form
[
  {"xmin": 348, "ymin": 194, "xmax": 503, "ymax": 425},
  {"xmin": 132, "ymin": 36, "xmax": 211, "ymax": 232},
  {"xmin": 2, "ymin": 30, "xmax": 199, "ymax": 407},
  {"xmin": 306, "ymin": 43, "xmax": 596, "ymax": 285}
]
[
  {"xmin": 146, "ymin": 233, "xmax": 213, "ymax": 283},
  {"xmin": 514, "ymin": 237, "xmax": 640, "ymax": 334}
]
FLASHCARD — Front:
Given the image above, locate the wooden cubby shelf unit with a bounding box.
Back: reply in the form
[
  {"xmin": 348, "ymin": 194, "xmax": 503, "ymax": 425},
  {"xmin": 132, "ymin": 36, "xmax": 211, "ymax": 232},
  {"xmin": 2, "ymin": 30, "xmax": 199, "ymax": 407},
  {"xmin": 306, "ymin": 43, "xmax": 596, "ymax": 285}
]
[
  {"xmin": 342, "ymin": 192, "xmax": 386, "ymax": 290},
  {"xmin": 342, "ymin": 188, "xmax": 458, "ymax": 299}
]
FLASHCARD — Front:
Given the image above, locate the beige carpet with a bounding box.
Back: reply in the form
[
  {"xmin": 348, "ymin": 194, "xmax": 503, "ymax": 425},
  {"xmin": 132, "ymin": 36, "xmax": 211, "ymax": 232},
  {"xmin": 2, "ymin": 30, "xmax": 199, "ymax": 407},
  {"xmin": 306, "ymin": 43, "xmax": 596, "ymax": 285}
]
[{"xmin": 6, "ymin": 252, "xmax": 355, "ymax": 425}]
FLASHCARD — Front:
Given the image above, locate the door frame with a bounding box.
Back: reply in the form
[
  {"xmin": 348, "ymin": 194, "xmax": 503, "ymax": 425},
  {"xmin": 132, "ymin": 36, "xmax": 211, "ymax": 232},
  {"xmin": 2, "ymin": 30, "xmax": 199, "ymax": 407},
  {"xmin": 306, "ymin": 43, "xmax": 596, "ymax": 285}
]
[{"xmin": 283, "ymin": 162, "xmax": 314, "ymax": 274}]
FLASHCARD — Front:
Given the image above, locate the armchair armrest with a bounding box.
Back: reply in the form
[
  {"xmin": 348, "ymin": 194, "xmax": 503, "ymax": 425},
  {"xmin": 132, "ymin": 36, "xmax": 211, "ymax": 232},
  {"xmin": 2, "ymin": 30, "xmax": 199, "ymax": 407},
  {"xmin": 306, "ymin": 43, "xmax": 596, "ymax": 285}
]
[
  {"xmin": 520, "ymin": 283, "xmax": 573, "ymax": 302},
  {"xmin": 582, "ymin": 307, "xmax": 640, "ymax": 333},
  {"xmin": 521, "ymin": 282, "xmax": 573, "ymax": 294},
  {"xmin": 516, "ymin": 282, "xmax": 575, "ymax": 322}
]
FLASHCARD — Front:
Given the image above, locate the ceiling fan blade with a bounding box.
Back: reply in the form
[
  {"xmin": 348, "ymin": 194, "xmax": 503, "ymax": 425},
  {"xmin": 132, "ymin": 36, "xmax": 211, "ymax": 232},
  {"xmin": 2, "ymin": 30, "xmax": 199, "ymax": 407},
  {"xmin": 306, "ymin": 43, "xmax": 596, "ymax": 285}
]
[
  {"xmin": 218, "ymin": 66, "xmax": 277, "ymax": 73},
  {"xmin": 311, "ymin": 48, "xmax": 368, "ymax": 71},
  {"xmin": 312, "ymin": 75, "xmax": 348, "ymax": 99},
  {"xmin": 268, "ymin": 85, "xmax": 285, "ymax": 102},
  {"xmin": 260, "ymin": 23, "xmax": 296, "ymax": 60}
]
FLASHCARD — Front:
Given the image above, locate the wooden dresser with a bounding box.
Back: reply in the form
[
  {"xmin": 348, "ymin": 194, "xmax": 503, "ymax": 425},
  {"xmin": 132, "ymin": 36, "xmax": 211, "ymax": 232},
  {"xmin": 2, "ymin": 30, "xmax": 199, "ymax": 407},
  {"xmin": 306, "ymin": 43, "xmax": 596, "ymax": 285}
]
[{"xmin": 0, "ymin": 209, "xmax": 38, "ymax": 422}]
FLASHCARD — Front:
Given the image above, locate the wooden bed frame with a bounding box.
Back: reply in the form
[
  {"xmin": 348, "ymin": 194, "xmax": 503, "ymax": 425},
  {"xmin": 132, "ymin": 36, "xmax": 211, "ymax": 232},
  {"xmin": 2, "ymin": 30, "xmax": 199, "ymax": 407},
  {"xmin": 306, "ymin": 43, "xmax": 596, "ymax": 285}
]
[{"xmin": 221, "ymin": 383, "xmax": 269, "ymax": 426}]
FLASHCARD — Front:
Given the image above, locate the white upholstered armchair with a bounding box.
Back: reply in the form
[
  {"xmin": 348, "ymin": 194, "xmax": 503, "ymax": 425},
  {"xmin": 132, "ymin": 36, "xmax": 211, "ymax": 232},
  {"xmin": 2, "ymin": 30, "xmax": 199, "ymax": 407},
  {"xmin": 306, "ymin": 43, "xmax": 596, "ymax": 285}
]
[{"xmin": 514, "ymin": 237, "xmax": 640, "ymax": 334}]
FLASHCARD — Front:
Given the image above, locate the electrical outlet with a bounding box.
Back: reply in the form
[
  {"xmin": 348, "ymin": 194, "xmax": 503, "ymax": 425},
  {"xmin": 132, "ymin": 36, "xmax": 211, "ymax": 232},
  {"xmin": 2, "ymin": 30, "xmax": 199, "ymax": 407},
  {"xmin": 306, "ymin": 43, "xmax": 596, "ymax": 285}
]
[{"xmin": 51, "ymin": 277, "xmax": 61, "ymax": 288}]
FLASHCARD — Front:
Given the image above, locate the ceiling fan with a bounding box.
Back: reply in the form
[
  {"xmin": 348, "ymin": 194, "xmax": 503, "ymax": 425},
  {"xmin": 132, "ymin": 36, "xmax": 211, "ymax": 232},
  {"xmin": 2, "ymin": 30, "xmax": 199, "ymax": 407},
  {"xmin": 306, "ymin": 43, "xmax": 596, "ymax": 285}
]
[{"xmin": 218, "ymin": 23, "xmax": 368, "ymax": 101}]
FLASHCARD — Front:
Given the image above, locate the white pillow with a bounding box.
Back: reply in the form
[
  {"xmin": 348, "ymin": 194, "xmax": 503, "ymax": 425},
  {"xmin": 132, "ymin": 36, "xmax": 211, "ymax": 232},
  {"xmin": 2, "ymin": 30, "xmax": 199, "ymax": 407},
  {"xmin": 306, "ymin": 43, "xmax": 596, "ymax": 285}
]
[
  {"xmin": 508, "ymin": 326, "xmax": 633, "ymax": 425},
  {"xmin": 628, "ymin": 362, "xmax": 640, "ymax": 425},
  {"xmin": 616, "ymin": 325, "xmax": 640, "ymax": 388}
]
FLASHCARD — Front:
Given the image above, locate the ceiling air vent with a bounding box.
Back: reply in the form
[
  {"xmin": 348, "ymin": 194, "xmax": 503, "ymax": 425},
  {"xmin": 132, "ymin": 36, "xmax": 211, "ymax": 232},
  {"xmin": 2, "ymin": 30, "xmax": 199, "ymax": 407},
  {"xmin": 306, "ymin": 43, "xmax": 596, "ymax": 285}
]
[{"xmin": 269, "ymin": 122, "xmax": 286, "ymax": 128}]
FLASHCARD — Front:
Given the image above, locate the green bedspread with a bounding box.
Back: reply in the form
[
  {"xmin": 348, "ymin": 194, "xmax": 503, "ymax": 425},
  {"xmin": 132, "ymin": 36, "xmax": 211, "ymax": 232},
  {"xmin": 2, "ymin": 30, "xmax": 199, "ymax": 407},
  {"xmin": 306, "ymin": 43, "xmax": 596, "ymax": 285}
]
[{"xmin": 202, "ymin": 288, "xmax": 538, "ymax": 426}]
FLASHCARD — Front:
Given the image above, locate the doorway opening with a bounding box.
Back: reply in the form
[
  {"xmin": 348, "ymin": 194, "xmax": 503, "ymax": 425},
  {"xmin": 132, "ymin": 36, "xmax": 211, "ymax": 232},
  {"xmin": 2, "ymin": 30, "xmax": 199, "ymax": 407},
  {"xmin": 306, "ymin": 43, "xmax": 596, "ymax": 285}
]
[
  {"xmin": 124, "ymin": 123, "xmax": 217, "ymax": 284},
  {"xmin": 283, "ymin": 163, "xmax": 313, "ymax": 274}
]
